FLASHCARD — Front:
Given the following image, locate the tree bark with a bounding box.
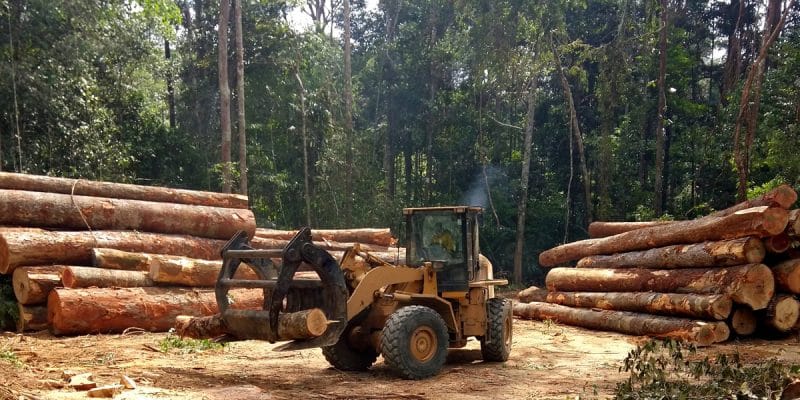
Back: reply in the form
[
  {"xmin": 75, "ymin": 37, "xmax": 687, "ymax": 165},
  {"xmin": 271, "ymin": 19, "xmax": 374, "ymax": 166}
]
[
  {"xmin": 0, "ymin": 172, "xmax": 249, "ymax": 208},
  {"xmin": 787, "ymin": 209, "xmax": 800, "ymax": 236},
  {"xmin": 149, "ymin": 256, "xmax": 257, "ymax": 287},
  {"xmin": 0, "ymin": 189, "xmax": 255, "ymax": 240},
  {"xmin": 47, "ymin": 287, "xmax": 263, "ymax": 335},
  {"xmin": 729, "ymin": 306, "xmax": 757, "ymax": 336},
  {"xmin": 294, "ymin": 71, "xmax": 312, "ymax": 227},
  {"xmin": 517, "ymin": 285, "xmax": 548, "ymax": 304},
  {"xmin": 234, "ymin": 0, "xmax": 247, "ymax": 196},
  {"xmin": 587, "ymin": 221, "xmax": 674, "ymax": 238},
  {"xmin": 575, "ymin": 237, "xmax": 765, "ymax": 269},
  {"xmin": 343, "ymin": 0, "xmax": 354, "ymax": 225},
  {"xmin": 176, "ymin": 308, "xmax": 328, "ymax": 341},
  {"xmin": 759, "ymin": 294, "xmax": 800, "ymax": 332},
  {"xmin": 91, "ymin": 248, "xmax": 153, "ymax": 271},
  {"xmin": 539, "ymin": 206, "xmax": 788, "ymax": 266},
  {"xmin": 772, "ymin": 259, "xmax": 800, "ymax": 294},
  {"xmin": 254, "ymin": 228, "xmax": 396, "ymax": 247},
  {"xmin": 514, "ymin": 77, "xmax": 538, "ymax": 284},
  {"xmin": 17, "ymin": 304, "xmax": 48, "ymax": 332},
  {"xmin": 512, "ymin": 302, "xmax": 725, "ymax": 346},
  {"xmin": 61, "ymin": 267, "xmax": 152, "ymax": 289},
  {"xmin": 250, "ymin": 237, "xmax": 391, "ymax": 253},
  {"xmin": 765, "ymin": 232, "xmax": 791, "ymax": 253},
  {"xmin": 545, "ymin": 264, "xmax": 774, "ymax": 310},
  {"xmin": 654, "ymin": 0, "xmax": 668, "ymax": 216},
  {"xmin": 12, "ymin": 266, "xmax": 64, "ymax": 305},
  {"xmin": 0, "ymin": 231, "xmax": 225, "ymax": 274},
  {"xmin": 218, "ymin": 0, "xmax": 232, "ymax": 193},
  {"xmin": 545, "ymin": 292, "xmax": 731, "ymax": 320},
  {"xmin": 175, "ymin": 314, "xmax": 228, "ymax": 339}
]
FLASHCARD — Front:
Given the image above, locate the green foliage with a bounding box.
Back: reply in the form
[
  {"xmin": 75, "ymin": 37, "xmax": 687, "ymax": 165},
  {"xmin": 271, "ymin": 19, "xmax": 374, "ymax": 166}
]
[
  {"xmin": 157, "ymin": 332, "xmax": 225, "ymax": 354},
  {"xmin": 615, "ymin": 340, "xmax": 798, "ymax": 399},
  {"xmin": 0, "ymin": 275, "xmax": 18, "ymax": 331},
  {"xmin": 0, "ymin": 349, "xmax": 22, "ymax": 368}
]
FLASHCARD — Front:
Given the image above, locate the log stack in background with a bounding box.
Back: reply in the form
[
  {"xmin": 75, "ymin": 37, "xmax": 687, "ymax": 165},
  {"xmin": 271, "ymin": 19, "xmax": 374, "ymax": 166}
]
[
  {"xmin": 515, "ymin": 184, "xmax": 800, "ymax": 345},
  {"xmin": 0, "ymin": 172, "xmax": 401, "ymax": 335}
]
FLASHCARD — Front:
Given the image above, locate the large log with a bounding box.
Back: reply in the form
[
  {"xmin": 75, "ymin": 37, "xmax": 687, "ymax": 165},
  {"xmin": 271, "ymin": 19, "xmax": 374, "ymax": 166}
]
[
  {"xmin": 512, "ymin": 302, "xmax": 723, "ymax": 346},
  {"xmin": 250, "ymin": 237, "xmax": 391, "ymax": 253},
  {"xmin": 17, "ymin": 304, "xmax": 48, "ymax": 332},
  {"xmin": 539, "ymin": 206, "xmax": 788, "ymax": 267},
  {"xmin": 707, "ymin": 184, "xmax": 797, "ymax": 218},
  {"xmin": 0, "ymin": 172, "xmax": 249, "ymax": 209},
  {"xmin": 772, "ymin": 259, "xmax": 800, "ymax": 294},
  {"xmin": 255, "ymin": 228, "xmax": 396, "ymax": 247},
  {"xmin": 765, "ymin": 233, "xmax": 792, "ymax": 254},
  {"xmin": 47, "ymin": 287, "xmax": 264, "ymax": 335},
  {"xmin": 545, "ymin": 292, "xmax": 732, "ymax": 320},
  {"xmin": 517, "ymin": 286, "xmax": 548, "ymax": 303},
  {"xmin": 91, "ymin": 248, "xmax": 153, "ymax": 271},
  {"xmin": 545, "ymin": 264, "xmax": 775, "ymax": 310},
  {"xmin": 0, "ymin": 189, "xmax": 255, "ymax": 240},
  {"xmin": 0, "ymin": 231, "xmax": 225, "ymax": 274},
  {"xmin": 12, "ymin": 266, "xmax": 64, "ymax": 305},
  {"xmin": 175, "ymin": 308, "xmax": 329, "ymax": 341},
  {"xmin": 149, "ymin": 256, "xmax": 258, "ymax": 287},
  {"xmin": 576, "ymin": 237, "xmax": 765, "ymax": 269},
  {"xmin": 587, "ymin": 221, "xmax": 674, "ymax": 238},
  {"xmin": 62, "ymin": 267, "xmax": 153, "ymax": 288},
  {"xmin": 729, "ymin": 306, "xmax": 757, "ymax": 336},
  {"xmin": 759, "ymin": 294, "xmax": 800, "ymax": 333}
]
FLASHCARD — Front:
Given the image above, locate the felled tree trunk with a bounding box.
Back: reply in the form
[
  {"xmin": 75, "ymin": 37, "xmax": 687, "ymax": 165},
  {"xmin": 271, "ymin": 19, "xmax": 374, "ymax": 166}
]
[
  {"xmin": 706, "ymin": 184, "xmax": 797, "ymax": 218},
  {"xmin": 0, "ymin": 231, "xmax": 224, "ymax": 274},
  {"xmin": 759, "ymin": 294, "xmax": 800, "ymax": 332},
  {"xmin": 17, "ymin": 304, "xmax": 48, "ymax": 332},
  {"xmin": 587, "ymin": 221, "xmax": 674, "ymax": 238},
  {"xmin": 250, "ymin": 237, "xmax": 391, "ymax": 253},
  {"xmin": 62, "ymin": 267, "xmax": 152, "ymax": 288},
  {"xmin": 517, "ymin": 286, "xmax": 548, "ymax": 303},
  {"xmin": 545, "ymin": 292, "xmax": 732, "ymax": 320},
  {"xmin": 772, "ymin": 259, "xmax": 800, "ymax": 294},
  {"xmin": 255, "ymin": 228, "xmax": 396, "ymax": 247},
  {"xmin": 12, "ymin": 266, "xmax": 64, "ymax": 305},
  {"xmin": 175, "ymin": 308, "xmax": 329, "ymax": 341},
  {"xmin": 47, "ymin": 287, "xmax": 264, "ymax": 335},
  {"xmin": 91, "ymin": 248, "xmax": 153, "ymax": 271},
  {"xmin": 729, "ymin": 307, "xmax": 757, "ymax": 336},
  {"xmin": 512, "ymin": 302, "xmax": 725, "ymax": 346},
  {"xmin": 545, "ymin": 264, "xmax": 774, "ymax": 310},
  {"xmin": 576, "ymin": 237, "xmax": 765, "ymax": 269},
  {"xmin": 149, "ymin": 256, "xmax": 258, "ymax": 287},
  {"xmin": 0, "ymin": 172, "xmax": 249, "ymax": 209},
  {"xmin": 0, "ymin": 189, "xmax": 255, "ymax": 239}
]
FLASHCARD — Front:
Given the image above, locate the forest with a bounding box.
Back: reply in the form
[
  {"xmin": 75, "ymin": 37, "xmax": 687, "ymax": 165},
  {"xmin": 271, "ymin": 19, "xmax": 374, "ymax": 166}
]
[{"xmin": 0, "ymin": 0, "xmax": 798, "ymax": 285}]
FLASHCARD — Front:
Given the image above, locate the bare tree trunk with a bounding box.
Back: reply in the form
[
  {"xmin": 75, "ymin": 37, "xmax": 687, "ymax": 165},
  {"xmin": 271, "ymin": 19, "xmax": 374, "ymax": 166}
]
[
  {"xmin": 294, "ymin": 70, "xmax": 311, "ymax": 226},
  {"xmin": 234, "ymin": 0, "xmax": 247, "ymax": 196},
  {"xmin": 513, "ymin": 77, "xmax": 537, "ymax": 284},
  {"xmin": 343, "ymin": 0, "xmax": 354, "ymax": 225},
  {"xmin": 165, "ymin": 39, "xmax": 176, "ymax": 129},
  {"xmin": 218, "ymin": 0, "xmax": 232, "ymax": 193},
  {"xmin": 720, "ymin": 0, "xmax": 746, "ymax": 104},
  {"xmin": 7, "ymin": 2, "xmax": 21, "ymax": 171},
  {"xmin": 654, "ymin": 0, "xmax": 668, "ymax": 216},
  {"xmin": 425, "ymin": 8, "xmax": 438, "ymax": 202}
]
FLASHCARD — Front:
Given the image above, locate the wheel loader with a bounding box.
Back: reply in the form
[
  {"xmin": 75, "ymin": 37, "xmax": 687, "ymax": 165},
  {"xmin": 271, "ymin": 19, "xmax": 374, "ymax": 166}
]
[{"xmin": 215, "ymin": 206, "xmax": 512, "ymax": 379}]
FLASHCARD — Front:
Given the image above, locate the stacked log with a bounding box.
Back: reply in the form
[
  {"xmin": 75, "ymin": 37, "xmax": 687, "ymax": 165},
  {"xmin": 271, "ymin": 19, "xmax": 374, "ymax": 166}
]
[{"xmin": 517, "ymin": 185, "xmax": 800, "ymax": 345}]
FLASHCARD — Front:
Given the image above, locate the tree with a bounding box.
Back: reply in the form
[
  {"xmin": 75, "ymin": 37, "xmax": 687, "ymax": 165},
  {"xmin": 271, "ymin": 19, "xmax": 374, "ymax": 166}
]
[
  {"xmin": 654, "ymin": 0, "xmax": 668, "ymax": 215},
  {"xmin": 234, "ymin": 0, "xmax": 247, "ymax": 196},
  {"xmin": 218, "ymin": 0, "xmax": 232, "ymax": 193}
]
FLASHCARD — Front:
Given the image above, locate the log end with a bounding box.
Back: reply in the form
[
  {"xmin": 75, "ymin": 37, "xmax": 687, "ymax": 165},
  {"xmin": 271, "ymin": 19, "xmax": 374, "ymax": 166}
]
[
  {"xmin": 762, "ymin": 207, "xmax": 790, "ymax": 236},
  {"xmin": 305, "ymin": 308, "xmax": 329, "ymax": 337},
  {"xmin": 61, "ymin": 268, "xmax": 77, "ymax": 289},
  {"xmin": 773, "ymin": 184, "xmax": 798, "ymax": 209},
  {"xmin": 744, "ymin": 237, "xmax": 766, "ymax": 264},
  {"xmin": 766, "ymin": 295, "xmax": 800, "ymax": 332},
  {"xmin": 734, "ymin": 264, "xmax": 775, "ymax": 310},
  {"xmin": 12, "ymin": 267, "xmax": 32, "ymax": 304},
  {"xmin": 711, "ymin": 322, "xmax": 730, "ymax": 343},
  {"xmin": 517, "ymin": 286, "xmax": 548, "ymax": 303},
  {"xmin": 730, "ymin": 307, "xmax": 757, "ymax": 336},
  {"xmin": 711, "ymin": 296, "xmax": 733, "ymax": 321}
]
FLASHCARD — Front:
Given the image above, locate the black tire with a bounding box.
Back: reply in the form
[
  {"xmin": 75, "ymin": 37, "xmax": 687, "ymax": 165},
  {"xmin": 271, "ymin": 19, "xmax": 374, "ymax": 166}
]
[
  {"xmin": 481, "ymin": 298, "xmax": 512, "ymax": 362},
  {"xmin": 322, "ymin": 325, "xmax": 378, "ymax": 371},
  {"xmin": 380, "ymin": 305, "xmax": 449, "ymax": 380}
]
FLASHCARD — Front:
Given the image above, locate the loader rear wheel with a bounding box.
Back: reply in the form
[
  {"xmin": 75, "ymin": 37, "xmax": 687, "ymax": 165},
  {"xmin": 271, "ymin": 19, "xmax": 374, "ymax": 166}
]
[
  {"xmin": 381, "ymin": 305, "xmax": 448, "ymax": 380},
  {"xmin": 480, "ymin": 298, "xmax": 512, "ymax": 362},
  {"xmin": 322, "ymin": 325, "xmax": 377, "ymax": 371}
]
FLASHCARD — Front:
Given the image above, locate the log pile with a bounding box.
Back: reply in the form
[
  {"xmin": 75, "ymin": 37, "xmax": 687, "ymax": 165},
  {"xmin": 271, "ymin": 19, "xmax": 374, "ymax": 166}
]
[
  {"xmin": 0, "ymin": 172, "xmax": 401, "ymax": 335},
  {"xmin": 516, "ymin": 184, "xmax": 800, "ymax": 345}
]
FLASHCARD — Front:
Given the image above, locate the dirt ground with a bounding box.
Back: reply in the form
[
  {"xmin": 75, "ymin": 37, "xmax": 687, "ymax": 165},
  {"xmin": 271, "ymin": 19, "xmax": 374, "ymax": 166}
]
[{"xmin": 2, "ymin": 318, "xmax": 800, "ymax": 400}]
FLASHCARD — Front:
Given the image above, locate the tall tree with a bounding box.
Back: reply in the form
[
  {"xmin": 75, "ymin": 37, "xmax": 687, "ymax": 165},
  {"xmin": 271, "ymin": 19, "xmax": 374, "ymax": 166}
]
[
  {"xmin": 343, "ymin": 0, "xmax": 354, "ymax": 224},
  {"xmin": 654, "ymin": 0, "xmax": 668, "ymax": 215},
  {"xmin": 218, "ymin": 0, "xmax": 232, "ymax": 193},
  {"xmin": 513, "ymin": 76, "xmax": 538, "ymax": 285},
  {"xmin": 234, "ymin": 0, "xmax": 247, "ymax": 196}
]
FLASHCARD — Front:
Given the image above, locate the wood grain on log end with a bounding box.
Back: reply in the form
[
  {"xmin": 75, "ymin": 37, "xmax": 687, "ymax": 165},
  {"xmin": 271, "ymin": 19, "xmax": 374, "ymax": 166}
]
[{"xmin": 729, "ymin": 307, "xmax": 757, "ymax": 336}]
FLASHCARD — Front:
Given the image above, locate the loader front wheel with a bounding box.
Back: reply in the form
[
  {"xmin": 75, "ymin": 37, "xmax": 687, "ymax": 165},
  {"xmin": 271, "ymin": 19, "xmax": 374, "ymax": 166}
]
[
  {"xmin": 381, "ymin": 305, "xmax": 448, "ymax": 380},
  {"xmin": 480, "ymin": 298, "xmax": 512, "ymax": 362},
  {"xmin": 322, "ymin": 325, "xmax": 377, "ymax": 371}
]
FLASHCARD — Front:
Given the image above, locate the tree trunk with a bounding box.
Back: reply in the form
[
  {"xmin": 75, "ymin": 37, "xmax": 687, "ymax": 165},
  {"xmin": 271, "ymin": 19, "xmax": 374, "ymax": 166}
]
[
  {"xmin": 218, "ymin": 0, "xmax": 232, "ymax": 193},
  {"xmin": 545, "ymin": 291, "xmax": 731, "ymax": 320},
  {"xmin": 514, "ymin": 77, "xmax": 538, "ymax": 285},
  {"xmin": 294, "ymin": 71, "xmax": 312, "ymax": 227},
  {"xmin": 512, "ymin": 302, "xmax": 725, "ymax": 346},
  {"xmin": 772, "ymin": 259, "xmax": 800, "ymax": 293},
  {"xmin": 517, "ymin": 285, "xmax": 548, "ymax": 303},
  {"xmin": 654, "ymin": 0, "xmax": 668, "ymax": 216},
  {"xmin": 250, "ymin": 237, "xmax": 391, "ymax": 253},
  {"xmin": 539, "ymin": 206, "xmax": 788, "ymax": 266},
  {"xmin": 165, "ymin": 39, "xmax": 176, "ymax": 129},
  {"xmin": 175, "ymin": 314, "xmax": 228, "ymax": 339},
  {"xmin": 759, "ymin": 294, "xmax": 800, "ymax": 332},
  {"xmin": 0, "ymin": 231, "xmax": 225, "ymax": 274},
  {"xmin": 254, "ymin": 228, "xmax": 396, "ymax": 247},
  {"xmin": 576, "ymin": 237, "xmax": 765, "ymax": 269},
  {"xmin": 176, "ymin": 308, "xmax": 328, "ymax": 341},
  {"xmin": 17, "ymin": 304, "xmax": 47, "ymax": 332},
  {"xmin": 12, "ymin": 266, "xmax": 64, "ymax": 305},
  {"xmin": 91, "ymin": 248, "xmax": 153, "ymax": 271},
  {"xmin": 709, "ymin": 184, "xmax": 797, "ymax": 218},
  {"xmin": 61, "ymin": 267, "xmax": 152, "ymax": 289},
  {"xmin": 149, "ymin": 256, "xmax": 257, "ymax": 287},
  {"xmin": 729, "ymin": 306, "xmax": 757, "ymax": 336},
  {"xmin": 587, "ymin": 221, "xmax": 674, "ymax": 238},
  {"xmin": 545, "ymin": 264, "xmax": 774, "ymax": 310},
  {"xmin": 234, "ymin": 0, "xmax": 247, "ymax": 196},
  {"xmin": 47, "ymin": 287, "xmax": 263, "ymax": 335},
  {"xmin": 343, "ymin": 0, "xmax": 354, "ymax": 225},
  {"xmin": 0, "ymin": 189, "xmax": 255, "ymax": 240},
  {"xmin": 0, "ymin": 172, "xmax": 249, "ymax": 208}
]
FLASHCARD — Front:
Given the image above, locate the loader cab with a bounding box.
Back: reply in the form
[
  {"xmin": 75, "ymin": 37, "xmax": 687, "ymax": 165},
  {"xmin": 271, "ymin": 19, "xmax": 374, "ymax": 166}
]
[{"xmin": 403, "ymin": 206, "xmax": 482, "ymax": 293}]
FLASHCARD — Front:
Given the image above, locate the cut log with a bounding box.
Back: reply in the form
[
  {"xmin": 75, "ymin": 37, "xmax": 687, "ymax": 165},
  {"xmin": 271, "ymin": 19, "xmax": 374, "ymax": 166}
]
[
  {"xmin": 91, "ymin": 248, "xmax": 152, "ymax": 271},
  {"xmin": 729, "ymin": 307, "xmax": 757, "ymax": 336},
  {"xmin": 0, "ymin": 189, "xmax": 255, "ymax": 240},
  {"xmin": 250, "ymin": 237, "xmax": 391, "ymax": 253},
  {"xmin": 175, "ymin": 314, "xmax": 228, "ymax": 339},
  {"xmin": 176, "ymin": 308, "xmax": 329, "ymax": 341},
  {"xmin": 16, "ymin": 304, "xmax": 48, "ymax": 332},
  {"xmin": 576, "ymin": 237, "xmax": 765, "ymax": 269},
  {"xmin": 0, "ymin": 171, "xmax": 249, "ymax": 209},
  {"xmin": 587, "ymin": 221, "xmax": 674, "ymax": 238},
  {"xmin": 12, "ymin": 266, "xmax": 64, "ymax": 305},
  {"xmin": 788, "ymin": 209, "xmax": 800, "ymax": 236},
  {"xmin": 0, "ymin": 230, "xmax": 225, "ymax": 274},
  {"xmin": 539, "ymin": 206, "xmax": 788, "ymax": 266},
  {"xmin": 255, "ymin": 228, "xmax": 396, "ymax": 247},
  {"xmin": 759, "ymin": 294, "xmax": 800, "ymax": 332},
  {"xmin": 47, "ymin": 287, "xmax": 264, "ymax": 335},
  {"xmin": 766, "ymin": 233, "xmax": 792, "ymax": 254},
  {"xmin": 149, "ymin": 256, "xmax": 258, "ymax": 287},
  {"xmin": 62, "ymin": 267, "xmax": 152, "ymax": 288},
  {"xmin": 772, "ymin": 259, "xmax": 800, "ymax": 294},
  {"xmin": 545, "ymin": 264, "xmax": 775, "ymax": 310},
  {"xmin": 517, "ymin": 286, "xmax": 548, "ymax": 303},
  {"xmin": 707, "ymin": 184, "xmax": 797, "ymax": 218},
  {"xmin": 512, "ymin": 302, "xmax": 720, "ymax": 346},
  {"xmin": 545, "ymin": 292, "xmax": 732, "ymax": 320},
  {"xmin": 711, "ymin": 321, "xmax": 731, "ymax": 343}
]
